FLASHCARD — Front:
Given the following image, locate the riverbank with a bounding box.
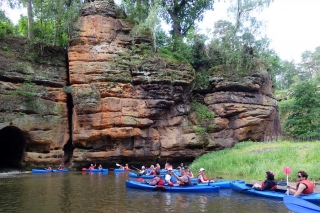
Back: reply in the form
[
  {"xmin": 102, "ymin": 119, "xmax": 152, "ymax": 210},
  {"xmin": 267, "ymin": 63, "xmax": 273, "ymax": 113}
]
[{"xmin": 189, "ymin": 141, "xmax": 320, "ymax": 181}]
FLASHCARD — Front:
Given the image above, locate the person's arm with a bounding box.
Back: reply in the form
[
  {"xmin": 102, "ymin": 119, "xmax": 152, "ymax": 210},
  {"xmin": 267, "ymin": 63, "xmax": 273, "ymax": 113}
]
[
  {"xmin": 294, "ymin": 183, "xmax": 307, "ymax": 197},
  {"xmin": 171, "ymin": 172, "xmax": 182, "ymax": 181},
  {"xmin": 149, "ymin": 177, "xmax": 160, "ymax": 186}
]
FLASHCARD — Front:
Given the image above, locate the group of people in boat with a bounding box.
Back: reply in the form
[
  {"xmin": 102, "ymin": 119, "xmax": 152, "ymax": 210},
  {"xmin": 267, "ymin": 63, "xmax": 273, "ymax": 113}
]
[
  {"xmin": 126, "ymin": 162, "xmax": 215, "ymax": 187},
  {"xmin": 87, "ymin": 164, "xmax": 103, "ymax": 170},
  {"xmin": 45, "ymin": 164, "xmax": 63, "ymax": 171},
  {"xmin": 252, "ymin": 170, "xmax": 314, "ymax": 197}
]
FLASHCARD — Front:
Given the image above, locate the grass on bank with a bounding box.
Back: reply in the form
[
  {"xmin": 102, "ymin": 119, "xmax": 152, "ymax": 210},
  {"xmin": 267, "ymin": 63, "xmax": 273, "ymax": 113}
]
[{"xmin": 189, "ymin": 141, "xmax": 320, "ymax": 182}]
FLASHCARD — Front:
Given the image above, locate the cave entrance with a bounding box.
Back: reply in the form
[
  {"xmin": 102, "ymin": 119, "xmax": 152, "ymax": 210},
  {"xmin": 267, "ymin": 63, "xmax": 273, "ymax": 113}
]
[{"xmin": 0, "ymin": 126, "xmax": 26, "ymax": 169}]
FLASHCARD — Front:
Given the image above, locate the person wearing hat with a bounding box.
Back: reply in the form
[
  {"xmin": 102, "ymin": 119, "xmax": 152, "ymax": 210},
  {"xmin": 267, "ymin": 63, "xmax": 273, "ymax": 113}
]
[
  {"xmin": 164, "ymin": 166, "xmax": 177, "ymax": 186},
  {"xmin": 88, "ymin": 163, "xmax": 96, "ymax": 170},
  {"xmin": 252, "ymin": 171, "xmax": 277, "ymax": 191},
  {"xmin": 197, "ymin": 168, "xmax": 214, "ymax": 183},
  {"xmin": 138, "ymin": 166, "xmax": 146, "ymax": 176}
]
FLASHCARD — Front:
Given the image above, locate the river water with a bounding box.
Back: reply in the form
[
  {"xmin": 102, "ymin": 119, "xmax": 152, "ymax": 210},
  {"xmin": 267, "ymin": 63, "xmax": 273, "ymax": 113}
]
[{"xmin": 0, "ymin": 171, "xmax": 290, "ymax": 213}]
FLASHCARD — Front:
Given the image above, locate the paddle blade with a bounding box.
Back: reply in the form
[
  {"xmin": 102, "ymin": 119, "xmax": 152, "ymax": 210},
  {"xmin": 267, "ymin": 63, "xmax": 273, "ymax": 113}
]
[
  {"xmin": 116, "ymin": 163, "xmax": 121, "ymax": 167},
  {"xmin": 283, "ymin": 196, "xmax": 320, "ymax": 213},
  {"xmin": 137, "ymin": 178, "xmax": 144, "ymax": 182},
  {"xmin": 283, "ymin": 167, "xmax": 291, "ymax": 175}
]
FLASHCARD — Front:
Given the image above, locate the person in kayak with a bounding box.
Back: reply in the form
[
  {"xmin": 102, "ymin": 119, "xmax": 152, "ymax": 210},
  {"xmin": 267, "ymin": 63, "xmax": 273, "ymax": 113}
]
[
  {"xmin": 88, "ymin": 164, "xmax": 96, "ymax": 170},
  {"xmin": 156, "ymin": 163, "xmax": 160, "ymax": 170},
  {"xmin": 138, "ymin": 166, "xmax": 146, "ymax": 176},
  {"xmin": 170, "ymin": 169, "xmax": 192, "ymax": 186},
  {"xmin": 148, "ymin": 170, "xmax": 164, "ymax": 186},
  {"xmin": 98, "ymin": 164, "xmax": 103, "ymax": 170},
  {"xmin": 124, "ymin": 164, "xmax": 129, "ymax": 170},
  {"xmin": 185, "ymin": 166, "xmax": 194, "ymax": 178},
  {"xmin": 45, "ymin": 166, "xmax": 52, "ymax": 170},
  {"xmin": 287, "ymin": 170, "xmax": 314, "ymax": 197},
  {"xmin": 146, "ymin": 165, "xmax": 156, "ymax": 175},
  {"xmin": 252, "ymin": 170, "xmax": 277, "ymax": 191},
  {"xmin": 198, "ymin": 168, "xmax": 214, "ymax": 183},
  {"xmin": 165, "ymin": 166, "xmax": 177, "ymax": 186},
  {"xmin": 57, "ymin": 164, "xmax": 63, "ymax": 170}
]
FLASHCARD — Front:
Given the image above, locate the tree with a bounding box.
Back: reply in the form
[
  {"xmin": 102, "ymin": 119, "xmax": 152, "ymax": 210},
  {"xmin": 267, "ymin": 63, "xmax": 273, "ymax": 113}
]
[
  {"xmin": 282, "ymin": 80, "xmax": 320, "ymax": 138},
  {"xmin": 299, "ymin": 47, "xmax": 320, "ymax": 81}
]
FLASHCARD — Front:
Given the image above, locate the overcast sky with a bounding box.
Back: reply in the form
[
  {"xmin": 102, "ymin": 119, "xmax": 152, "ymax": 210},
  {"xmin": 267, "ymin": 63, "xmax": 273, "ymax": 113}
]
[{"xmin": 4, "ymin": 0, "xmax": 320, "ymax": 63}]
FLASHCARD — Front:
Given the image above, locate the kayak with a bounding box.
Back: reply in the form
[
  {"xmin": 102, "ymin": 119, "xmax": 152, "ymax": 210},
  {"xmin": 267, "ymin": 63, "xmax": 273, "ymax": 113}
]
[
  {"xmin": 32, "ymin": 169, "xmax": 69, "ymax": 173},
  {"xmin": 198, "ymin": 180, "xmax": 245, "ymax": 189},
  {"xmin": 129, "ymin": 172, "xmax": 154, "ymax": 179},
  {"xmin": 114, "ymin": 168, "xmax": 130, "ymax": 172},
  {"xmin": 126, "ymin": 180, "xmax": 220, "ymax": 193},
  {"xmin": 86, "ymin": 169, "xmax": 109, "ymax": 173},
  {"xmin": 230, "ymin": 180, "xmax": 320, "ymax": 204}
]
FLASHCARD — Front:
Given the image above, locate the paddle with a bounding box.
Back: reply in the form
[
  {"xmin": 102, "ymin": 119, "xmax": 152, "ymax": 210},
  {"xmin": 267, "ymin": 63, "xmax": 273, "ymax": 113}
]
[
  {"xmin": 283, "ymin": 167, "xmax": 291, "ymax": 195},
  {"xmin": 116, "ymin": 163, "xmax": 123, "ymax": 168},
  {"xmin": 283, "ymin": 196, "xmax": 320, "ymax": 213}
]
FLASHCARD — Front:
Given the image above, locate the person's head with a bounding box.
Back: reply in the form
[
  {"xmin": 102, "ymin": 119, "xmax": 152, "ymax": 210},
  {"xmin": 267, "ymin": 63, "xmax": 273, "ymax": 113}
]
[
  {"xmin": 168, "ymin": 166, "xmax": 173, "ymax": 173},
  {"xmin": 155, "ymin": 169, "xmax": 160, "ymax": 175},
  {"xmin": 181, "ymin": 169, "xmax": 187, "ymax": 175},
  {"xmin": 141, "ymin": 166, "xmax": 145, "ymax": 170},
  {"xmin": 266, "ymin": 170, "xmax": 275, "ymax": 180},
  {"xmin": 125, "ymin": 163, "xmax": 128, "ymax": 166},
  {"xmin": 91, "ymin": 164, "xmax": 93, "ymax": 166},
  {"xmin": 150, "ymin": 165, "xmax": 154, "ymax": 169},
  {"xmin": 298, "ymin": 170, "xmax": 308, "ymax": 180},
  {"xmin": 199, "ymin": 168, "xmax": 205, "ymax": 173}
]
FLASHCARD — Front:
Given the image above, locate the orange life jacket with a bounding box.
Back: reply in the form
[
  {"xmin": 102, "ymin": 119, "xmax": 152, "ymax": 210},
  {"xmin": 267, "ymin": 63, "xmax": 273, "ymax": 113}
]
[{"xmin": 296, "ymin": 180, "xmax": 314, "ymax": 194}]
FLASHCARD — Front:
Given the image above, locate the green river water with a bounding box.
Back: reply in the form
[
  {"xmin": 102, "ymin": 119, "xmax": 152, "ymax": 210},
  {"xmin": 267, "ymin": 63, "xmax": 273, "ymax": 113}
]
[{"xmin": 0, "ymin": 171, "xmax": 290, "ymax": 213}]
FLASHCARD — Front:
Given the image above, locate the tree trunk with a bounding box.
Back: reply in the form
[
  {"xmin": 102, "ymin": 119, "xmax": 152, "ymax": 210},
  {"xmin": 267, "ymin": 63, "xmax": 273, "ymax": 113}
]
[{"xmin": 26, "ymin": 0, "xmax": 35, "ymax": 41}]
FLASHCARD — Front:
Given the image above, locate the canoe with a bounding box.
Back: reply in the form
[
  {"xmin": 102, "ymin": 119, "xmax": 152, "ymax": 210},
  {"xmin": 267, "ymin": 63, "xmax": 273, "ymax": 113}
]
[
  {"xmin": 114, "ymin": 168, "xmax": 130, "ymax": 172},
  {"xmin": 32, "ymin": 169, "xmax": 69, "ymax": 173},
  {"xmin": 86, "ymin": 169, "xmax": 109, "ymax": 173},
  {"xmin": 126, "ymin": 180, "xmax": 220, "ymax": 193},
  {"xmin": 230, "ymin": 180, "xmax": 320, "ymax": 204}
]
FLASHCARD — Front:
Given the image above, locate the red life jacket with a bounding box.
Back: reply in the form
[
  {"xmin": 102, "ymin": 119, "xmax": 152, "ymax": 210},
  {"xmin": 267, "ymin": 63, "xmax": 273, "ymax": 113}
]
[
  {"xmin": 157, "ymin": 177, "xmax": 165, "ymax": 186},
  {"xmin": 261, "ymin": 181, "xmax": 277, "ymax": 190},
  {"xmin": 296, "ymin": 180, "xmax": 314, "ymax": 194},
  {"xmin": 197, "ymin": 172, "xmax": 208, "ymax": 183},
  {"xmin": 149, "ymin": 170, "xmax": 156, "ymax": 175},
  {"xmin": 156, "ymin": 166, "xmax": 160, "ymax": 170}
]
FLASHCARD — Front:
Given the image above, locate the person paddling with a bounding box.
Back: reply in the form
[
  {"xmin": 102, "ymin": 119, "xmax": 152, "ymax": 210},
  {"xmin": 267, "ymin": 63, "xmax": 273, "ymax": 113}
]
[
  {"xmin": 198, "ymin": 168, "xmax": 214, "ymax": 183},
  {"xmin": 170, "ymin": 169, "xmax": 192, "ymax": 186},
  {"xmin": 138, "ymin": 166, "xmax": 146, "ymax": 176},
  {"xmin": 98, "ymin": 164, "xmax": 103, "ymax": 170},
  {"xmin": 45, "ymin": 166, "xmax": 52, "ymax": 170},
  {"xmin": 146, "ymin": 165, "xmax": 156, "ymax": 175},
  {"xmin": 148, "ymin": 170, "xmax": 164, "ymax": 186},
  {"xmin": 287, "ymin": 170, "xmax": 314, "ymax": 197},
  {"xmin": 88, "ymin": 164, "xmax": 96, "ymax": 170}
]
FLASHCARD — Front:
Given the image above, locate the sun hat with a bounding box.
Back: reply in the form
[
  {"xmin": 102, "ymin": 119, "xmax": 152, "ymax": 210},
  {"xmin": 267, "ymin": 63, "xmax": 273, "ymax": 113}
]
[
  {"xmin": 199, "ymin": 168, "xmax": 205, "ymax": 172},
  {"xmin": 167, "ymin": 166, "xmax": 173, "ymax": 171},
  {"xmin": 142, "ymin": 166, "xmax": 145, "ymax": 169}
]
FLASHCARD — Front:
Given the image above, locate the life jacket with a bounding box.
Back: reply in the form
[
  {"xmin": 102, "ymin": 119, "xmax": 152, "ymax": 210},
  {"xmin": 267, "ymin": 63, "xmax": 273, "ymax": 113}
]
[
  {"xmin": 89, "ymin": 166, "xmax": 95, "ymax": 170},
  {"xmin": 156, "ymin": 166, "xmax": 160, "ymax": 170},
  {"xmin": 157, "ymin": 176, "xmax": 165, "ymax": 186},
  {"xmin": 197, "ymin": 172, "xmax": 208, "ymax": 183},
  {"xmin": 261, "ymin": 180, "xmax": 277, "ymax": 190},
  {"xmin": 187, "ymin": 172, "xmax": 193, "ymax": 178},
  {"xmin": 296, "ymin": 180, "xmax": 314, "ymax": 194},
  {"xmin": 149, "ymin": 170, "xmax": 156, "ymax": 175},
  {"xmin": 179, "ymin": 175, "xmax": 192, "ymax": 186},
  {"xmin": 58, "ymin": 166, "xmax": 63, "ymax": 170}
]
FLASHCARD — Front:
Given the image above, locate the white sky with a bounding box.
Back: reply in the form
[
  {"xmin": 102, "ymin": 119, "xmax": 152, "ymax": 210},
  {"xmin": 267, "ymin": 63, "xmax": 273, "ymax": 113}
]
[{"xmin": 4, "ymin": 0, "xmax": 320, "ymax": 63}]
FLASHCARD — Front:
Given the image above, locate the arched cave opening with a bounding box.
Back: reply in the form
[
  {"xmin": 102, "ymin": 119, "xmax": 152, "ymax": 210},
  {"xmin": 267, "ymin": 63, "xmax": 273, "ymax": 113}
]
[{"xmin": 0, "ymin": 126, "xmax": 26, "ymax": 169}]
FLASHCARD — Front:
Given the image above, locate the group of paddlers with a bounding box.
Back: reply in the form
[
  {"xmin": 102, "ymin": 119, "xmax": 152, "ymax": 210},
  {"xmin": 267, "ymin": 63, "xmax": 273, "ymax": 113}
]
[
  {"xmin": 45, "ymin": 164, "xmax": 63, "ymax": 170},
  {"xmin": 124, "ymin": 163, "xmax": 214, "ymax": 187}
]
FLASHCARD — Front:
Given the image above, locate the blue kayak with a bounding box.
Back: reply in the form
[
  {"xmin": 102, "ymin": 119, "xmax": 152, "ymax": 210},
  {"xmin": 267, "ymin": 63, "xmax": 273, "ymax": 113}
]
[
  {"xmin": 126, "ymin": 180, "xmax": 220, "ymax": 193},
  {"xmin": 198, "ymin": 180, "xmax": 245, "ymax": 189},
  {"xmin": 129, "ymin": 172, "xmax": 154, "ymax": 179},
  {"xmin": 32, "ymin": 169, "xmax": 69, "ymax": 173},
  {"xmin": 86, "ymin": 169, "xmax": 109, "ymax": 173},
  {"xmin": 230, "ymin": 180, "xmax": 320, "ymax": 204},
  {"xmin": 114, "ymin": 169, "xmax": 130, "ymax": 172}
]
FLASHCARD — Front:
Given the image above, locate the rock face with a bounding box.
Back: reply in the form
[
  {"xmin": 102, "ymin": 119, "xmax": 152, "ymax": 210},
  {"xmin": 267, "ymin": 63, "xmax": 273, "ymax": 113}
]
[
  {"xmin": 0, "ymin": 0, "xmax": 280, "ymax": 169},
  {"xmin": 0, "ymin": 37, "xmax": 70, "ymax": 168}
]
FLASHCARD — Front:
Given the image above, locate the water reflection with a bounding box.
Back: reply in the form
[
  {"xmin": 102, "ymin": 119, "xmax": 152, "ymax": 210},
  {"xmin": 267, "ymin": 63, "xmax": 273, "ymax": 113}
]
[{"xmin": 0, "ymin": 172, "xmax": 290, "ymax": 213}]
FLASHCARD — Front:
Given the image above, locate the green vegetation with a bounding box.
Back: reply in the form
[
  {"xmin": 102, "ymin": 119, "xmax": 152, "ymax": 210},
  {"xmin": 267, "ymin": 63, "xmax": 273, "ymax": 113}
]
[{"xmin": 190, "ymin": 141, "xmax": 320, "ymax": 181}]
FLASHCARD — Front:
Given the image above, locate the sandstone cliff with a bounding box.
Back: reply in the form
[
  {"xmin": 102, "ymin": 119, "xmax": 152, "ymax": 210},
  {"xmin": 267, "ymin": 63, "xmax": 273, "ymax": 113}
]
[{"xmin": 0, "ymin": 0, "xmax": 280, "ymax": 169}]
